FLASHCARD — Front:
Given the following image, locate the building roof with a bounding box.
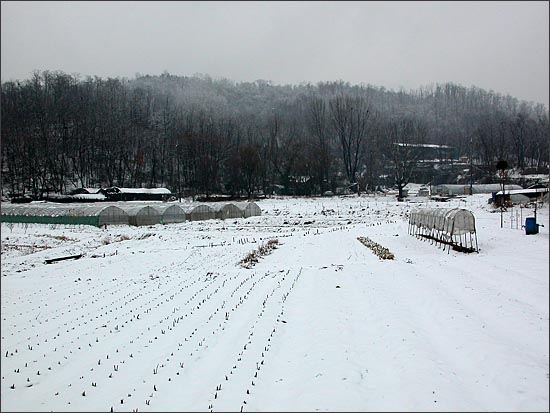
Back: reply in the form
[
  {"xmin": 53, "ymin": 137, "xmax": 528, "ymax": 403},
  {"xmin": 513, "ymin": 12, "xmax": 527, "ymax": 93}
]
[
  {"xmin": 105, "ymin": 187, "xmax": 171, "ymax": 195},
  {"xmin": 495, "ymin": 188, "xmax": 549, "ymax": 196},
  {"xmin": 394, "ymin": 143, "xmax": 454, "ymax": 149}
]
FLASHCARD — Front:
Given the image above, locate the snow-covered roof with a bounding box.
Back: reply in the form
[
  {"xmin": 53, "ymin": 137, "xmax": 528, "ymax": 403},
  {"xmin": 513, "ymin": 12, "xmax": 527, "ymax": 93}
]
[
  {"xmin": 105, "ymin": 187, "xmax": 171, "ymax": 194},
  {"xmin": 82, "ymin": 188, "xmax": 103, "ymax": 194},
  {"xmin": 72, "ymin": 194, "xmax": 106, "ymax": 200},
  {"xmin": 495, "ymin": 188, "xmax": 549, "ymax": 196},
  {"xmin": 394, "ymin": 143, "xmax": 454, "ymax": 149}
]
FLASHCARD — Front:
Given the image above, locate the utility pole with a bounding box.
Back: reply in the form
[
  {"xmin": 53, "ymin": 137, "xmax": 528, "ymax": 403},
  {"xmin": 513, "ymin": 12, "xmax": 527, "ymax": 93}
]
[
  {"xmin": 176, "ymin": 144, "xmax": 181, "ymax": 202},
  {"xmin": 469, "ymin": 136, "xmax": 473, "ymax": 195},
  {"xmin": 496, "ymin": 160, "xmax": 508, "ymax": 229}
]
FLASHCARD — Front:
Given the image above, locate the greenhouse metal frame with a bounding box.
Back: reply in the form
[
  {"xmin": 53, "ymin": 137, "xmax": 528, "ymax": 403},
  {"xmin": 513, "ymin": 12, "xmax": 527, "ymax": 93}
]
[{"xmin": 409, "ymin": 208, "xmax": 478, "ymax": 253}]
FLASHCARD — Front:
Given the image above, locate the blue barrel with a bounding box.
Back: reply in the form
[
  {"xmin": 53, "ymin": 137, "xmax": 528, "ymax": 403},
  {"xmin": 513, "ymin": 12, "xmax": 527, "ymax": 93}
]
[{"xmin": 525, "ymin": 217, "xmax": 538, "ymax": 235}]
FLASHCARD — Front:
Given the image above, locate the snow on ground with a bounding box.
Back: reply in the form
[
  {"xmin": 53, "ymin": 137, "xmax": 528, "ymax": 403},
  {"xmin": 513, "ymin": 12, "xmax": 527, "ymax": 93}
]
[{"xmin": 1, "ymin": 192, "xmax": 548, "ymax": 412}]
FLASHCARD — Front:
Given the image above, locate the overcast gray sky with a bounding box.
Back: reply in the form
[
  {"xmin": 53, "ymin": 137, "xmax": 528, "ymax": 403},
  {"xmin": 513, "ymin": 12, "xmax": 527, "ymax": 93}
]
[{"xmin": 1, "ymin": 1, "xmax": 548, "ymax": 106}]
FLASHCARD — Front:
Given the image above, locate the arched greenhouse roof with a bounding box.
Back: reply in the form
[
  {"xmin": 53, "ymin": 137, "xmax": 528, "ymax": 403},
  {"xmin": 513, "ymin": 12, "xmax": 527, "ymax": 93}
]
[
  {"xmin": 409, "ymin": 208, "xmax": 476, "ymax": 236},
  {"xmin": 182, "ymin": 204, "xmax": 216, "ymax": 221},
  {"xmin": 155, "ymin": 204, "xmax": 186, "ymax": 224},
  {"xmin": 233, "ymin": 202, "xmax": 262, "ymax": 217},
  {"xmin": 212, "ymin": 203, "xmax": 243, "ymax": 219},
  {"xmin": 1, "ymin": 203, "xmax": 129, "ymax": 226},
  {"xmin": 118, "ymin": 205, "xmax": 161, "ymax": 226}
]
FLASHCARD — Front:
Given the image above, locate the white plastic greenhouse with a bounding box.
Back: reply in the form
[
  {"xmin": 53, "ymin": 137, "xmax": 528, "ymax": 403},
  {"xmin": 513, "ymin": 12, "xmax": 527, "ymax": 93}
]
[
  {"xmin": 119, "ymin": 205, "xmax": 161, "ymax": 226},
  {"xmin": 2, "ymin": 201, "xmax": 261, "ymax": 227},
  {"xmin": 1, "ymin": 203, "xmax": 129, "ymax": 226},
  {"xmin": 433, "ymin": 184, "xmax": 522, "ymax": 196},
  {"xmin": 184, "ymin": 204, "xmax": 216, "ymax": 221},
  {"xmin": 155, "ymin": 204, "xmax": 187, "ymax": 224},
  {"xmin": 409, "ymin": 208, "xmax": 478, "ymax": 253},
  {"xmin": 233, "ymin": 202, "xmax": 262, "ymax": 218},
  {"xmin": 211, "ymin": 203, "xmax": 243, "ymax": 220}
]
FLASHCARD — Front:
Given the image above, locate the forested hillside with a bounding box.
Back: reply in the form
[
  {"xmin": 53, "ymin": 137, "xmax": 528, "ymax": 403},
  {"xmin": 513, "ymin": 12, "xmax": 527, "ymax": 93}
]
[{"xmin": 1, "ymin": 70, "xmax": 548, "ymax": 198}]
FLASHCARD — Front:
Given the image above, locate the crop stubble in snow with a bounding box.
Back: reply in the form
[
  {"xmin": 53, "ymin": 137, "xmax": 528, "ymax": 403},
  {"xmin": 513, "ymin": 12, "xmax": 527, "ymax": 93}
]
[{"xmin": 1, "ymin": 192, "xmax": 548, "ymax": 411}]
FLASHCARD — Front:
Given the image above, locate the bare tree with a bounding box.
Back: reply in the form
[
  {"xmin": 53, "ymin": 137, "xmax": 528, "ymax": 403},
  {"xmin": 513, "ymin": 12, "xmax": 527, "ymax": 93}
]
[
  {"xmin": 238, "ymin": 143, "xmax": 262, "ymax": 198},
  {"xmin": 304, "ymin": 95, "xmax": 332, "ymax": 194},
  {"xmin": 508, "ymin": 111, "xmax": 528, "ymax": 169},
  {"xmin": 329, "ymin": 95, "xmax": 372, "ymax": 194},
  {"xmin": 385, "ymin": 117, "xmax": 427, "ymax": 199}
]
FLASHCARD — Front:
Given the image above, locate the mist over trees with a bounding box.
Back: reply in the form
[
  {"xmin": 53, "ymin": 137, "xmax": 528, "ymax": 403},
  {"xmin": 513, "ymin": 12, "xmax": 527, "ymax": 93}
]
[{"xmin": 1, "ymin": 70, "xmax": 548, "ymax": 199}]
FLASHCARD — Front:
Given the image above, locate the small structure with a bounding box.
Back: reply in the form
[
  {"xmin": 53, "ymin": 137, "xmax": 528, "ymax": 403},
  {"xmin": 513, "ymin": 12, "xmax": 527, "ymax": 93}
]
[
  {"xmin": 9, "ymin": 194, "xmax": 32, "ymax": 203},
  {"xmin": 493, "ymin": 187, "xmax": 549, "ymax": 205},
  {"xmin": 103, "ymin": 187, "xmax": 172, "ymax": 201},
  {"xmin": 67, "ymin": 188, "xmax": 107, "ymax": 202},
  {"xmin": 69, "ymin": 188, "xmax": 103, "ymax": 195},
  {"xmin": 417, "ymin": 186, "xmax": 430, "ymax": 197},
  {"xmin": 409, "ymin": 208, "xmax": 478, "ymax": 253}
]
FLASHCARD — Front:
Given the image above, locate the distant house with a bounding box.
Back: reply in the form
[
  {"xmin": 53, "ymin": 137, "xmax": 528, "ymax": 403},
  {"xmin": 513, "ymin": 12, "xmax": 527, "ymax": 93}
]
[
  {"xmin": 493, "ymin": 187, "xmax": 549, "ymax": 204},
  {"xmin": 69, "ymin": 188, "xmax": 103, "ymax": 195},
  {"xmin": 67, "ymin": 188, "xmax": 106, "ymax": 202},
  {"xmin": 103, "ymin": 187, "xmax": 172, "ymax": 202},
  {"xmin": 394, "ymin": 143, "xmax": 457, "ymax": 161},
  {"xmin": 384, "ymin": 143, "xmax": 461, "ymax": 185}
]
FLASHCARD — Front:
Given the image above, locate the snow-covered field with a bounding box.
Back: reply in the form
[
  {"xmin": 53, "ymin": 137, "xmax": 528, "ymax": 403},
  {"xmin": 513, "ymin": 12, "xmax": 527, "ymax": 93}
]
[{"xmin": 1, "ymin": 192, "xmax": 548, "ymax": 412}]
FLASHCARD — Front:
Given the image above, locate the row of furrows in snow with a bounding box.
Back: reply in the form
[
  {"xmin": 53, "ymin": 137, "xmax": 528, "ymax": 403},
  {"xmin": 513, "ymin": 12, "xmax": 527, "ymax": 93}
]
[
  {"xmin": 100, "ymin": 267, "xmax": 286, "ymax": 412},
  {"xmin": 2, "ymin": 245, "xmax": 210, "ymax": 344},
  {"xmin": 2, "ymin": 239, "xmax": 279, "ymax": 411},
  {"xmin": 1, "ymin": 232, "xmax": 191, "ymax": 330},
  {"xmin": 75, "ymin": 246, "xmax": 291, "ymax": 412},
  {"xmin": 207, "ymin": 267, "xmax": 303, "ymax": 412},
  {"xmin": 2, "ymin": 253, "xmax": 201, "ymax": 362},
  {"xmin": 1, "ymin": 229, "xmax": 298, "ymax": 408},
  {"xmin": 1, "ymin": 252, "xmax": 159, "ymax": 348},
  {"xmin": 0, "ymin": 247, "xmax": 248, "ymax": 405}
]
